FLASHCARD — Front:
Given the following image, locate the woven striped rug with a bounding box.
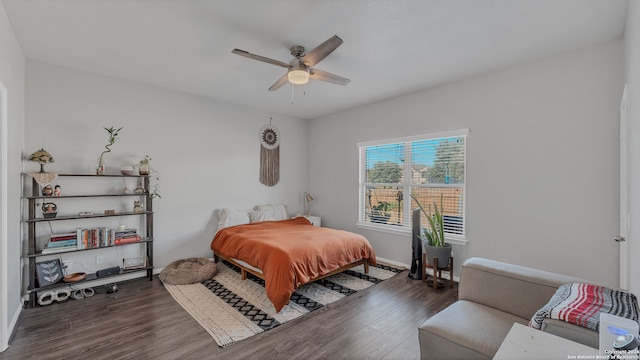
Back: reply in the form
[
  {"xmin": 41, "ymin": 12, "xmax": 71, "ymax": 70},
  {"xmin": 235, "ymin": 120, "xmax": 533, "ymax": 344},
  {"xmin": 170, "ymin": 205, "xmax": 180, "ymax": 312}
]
[{"xmin": 163, "ymin": 261, "xmax": 402, "ymax": 347}]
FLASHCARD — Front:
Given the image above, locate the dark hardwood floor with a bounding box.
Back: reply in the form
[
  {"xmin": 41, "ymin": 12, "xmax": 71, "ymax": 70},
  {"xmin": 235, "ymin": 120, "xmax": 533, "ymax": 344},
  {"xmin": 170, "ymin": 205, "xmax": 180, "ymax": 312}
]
[{"xmin": 1, "ymin": 270, "xmax": 457, "ymax": 360}]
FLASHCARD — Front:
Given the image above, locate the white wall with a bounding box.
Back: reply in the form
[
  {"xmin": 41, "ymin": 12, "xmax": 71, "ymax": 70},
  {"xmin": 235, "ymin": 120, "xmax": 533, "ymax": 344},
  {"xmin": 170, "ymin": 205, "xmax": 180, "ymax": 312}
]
[
  {"xmin": 310, "ymin": 40, "xmax": 624, "ymax": 286},
  {"xmin": 0, "ymin": 1, "xmax": 25, "ymax": 351},
  {"xmin": 24, "ymin": 61, "xmax": 309, "ymax": 281},
  {"xmin": 625, "ymin": 0, "xmax": 640, "ymax": 295}
]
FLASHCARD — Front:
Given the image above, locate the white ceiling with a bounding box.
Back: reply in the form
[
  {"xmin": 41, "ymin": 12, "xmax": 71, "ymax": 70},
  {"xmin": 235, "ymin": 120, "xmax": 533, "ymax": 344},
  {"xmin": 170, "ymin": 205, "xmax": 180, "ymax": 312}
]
[{"xmin": 1, "ymin": 0, "xmax": 629, "ymax": 120}]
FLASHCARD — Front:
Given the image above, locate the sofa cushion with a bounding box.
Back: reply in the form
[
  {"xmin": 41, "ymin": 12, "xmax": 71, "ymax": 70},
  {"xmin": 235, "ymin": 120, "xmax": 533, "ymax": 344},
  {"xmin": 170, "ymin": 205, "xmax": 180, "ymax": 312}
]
[{"xmin": 418, "ymin": 300, "xmax": 528, "ymax": 360}]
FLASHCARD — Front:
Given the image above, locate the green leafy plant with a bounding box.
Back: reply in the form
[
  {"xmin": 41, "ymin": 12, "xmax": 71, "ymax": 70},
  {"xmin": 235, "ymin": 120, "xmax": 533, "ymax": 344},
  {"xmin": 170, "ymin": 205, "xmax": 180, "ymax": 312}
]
[
  {"xmin": 411, "ymin": 194, "xmax": 446, "ymax": 247},
  {"xmin": 140, "ymin": 155, "xmax": 161, "ymax": 199},
  {"xmin": 370, "ymin": 201, "xmax": 392, "ymax": 224},
  {"xmin": 99, "ymin": 126, "xmax": 122, "ymax": 165},
  {"xmin": 139, "ymin": 154, "xmax": 151, "ymax": 166}
]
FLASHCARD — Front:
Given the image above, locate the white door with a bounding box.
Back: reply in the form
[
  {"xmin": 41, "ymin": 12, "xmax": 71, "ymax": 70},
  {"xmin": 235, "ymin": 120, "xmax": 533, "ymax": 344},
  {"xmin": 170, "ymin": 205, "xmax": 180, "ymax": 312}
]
[{"xmin": 619, "ymin": 84, "xmax": 629, "ymax": 290}]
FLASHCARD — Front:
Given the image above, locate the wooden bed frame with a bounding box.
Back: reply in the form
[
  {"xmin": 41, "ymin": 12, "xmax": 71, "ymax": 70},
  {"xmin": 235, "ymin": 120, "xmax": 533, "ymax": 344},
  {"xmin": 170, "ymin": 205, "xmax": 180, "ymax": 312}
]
[{"xmin": 213, "ymin": 252, "xmax": 370, "ymax": 283}]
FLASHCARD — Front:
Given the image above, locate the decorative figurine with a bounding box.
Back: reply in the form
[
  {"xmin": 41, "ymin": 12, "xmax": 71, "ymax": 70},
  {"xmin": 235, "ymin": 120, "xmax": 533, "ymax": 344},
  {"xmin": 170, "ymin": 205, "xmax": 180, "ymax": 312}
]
[
  {"xmin": 54, "ymin": 185, "xmax": 61, "ymax": 196},
  {"xmin": 42, "ymin": 185, "xmax": 53, "ymax": 196},
  {"xmin": 133, "ymin": 201, "xmax": 144, "ymax": 214}
]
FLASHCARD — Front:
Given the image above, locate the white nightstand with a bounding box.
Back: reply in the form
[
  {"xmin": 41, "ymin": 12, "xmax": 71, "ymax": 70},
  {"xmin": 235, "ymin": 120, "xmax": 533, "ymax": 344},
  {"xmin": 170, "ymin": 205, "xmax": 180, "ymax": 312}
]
[{"xmin": 304, "ymin": 215, "xmax": 321, "ymax": 227}]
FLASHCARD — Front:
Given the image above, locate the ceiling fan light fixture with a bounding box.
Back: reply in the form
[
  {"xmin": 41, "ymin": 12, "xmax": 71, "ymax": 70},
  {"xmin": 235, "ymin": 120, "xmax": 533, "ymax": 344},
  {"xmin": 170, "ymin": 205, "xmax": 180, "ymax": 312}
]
[{"xmin": 288, "ymin": 67, "xmax": 309, "ymax": 85}]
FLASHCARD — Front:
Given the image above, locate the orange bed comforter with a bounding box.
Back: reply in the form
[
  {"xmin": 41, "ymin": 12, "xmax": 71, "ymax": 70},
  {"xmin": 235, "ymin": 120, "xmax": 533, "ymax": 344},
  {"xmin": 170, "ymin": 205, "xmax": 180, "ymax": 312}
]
[{"xmin": 210, "ymin": 217, "xmax": 376, "ymax": 312}]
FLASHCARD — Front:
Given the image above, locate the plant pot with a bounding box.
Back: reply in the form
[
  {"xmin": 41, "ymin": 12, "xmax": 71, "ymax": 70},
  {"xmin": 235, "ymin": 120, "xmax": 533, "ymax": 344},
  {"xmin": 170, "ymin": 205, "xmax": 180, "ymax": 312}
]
[
  {"xmin": 139, "ymin": 163, "xmax": 149, "ymax": 175},
  {"xmin": 370, "ymin": 213, "xmax": 391, "ymax": 224},
  {"xmin": 424, "ymin": 243, "xmax": 453, "ymax": 269}
]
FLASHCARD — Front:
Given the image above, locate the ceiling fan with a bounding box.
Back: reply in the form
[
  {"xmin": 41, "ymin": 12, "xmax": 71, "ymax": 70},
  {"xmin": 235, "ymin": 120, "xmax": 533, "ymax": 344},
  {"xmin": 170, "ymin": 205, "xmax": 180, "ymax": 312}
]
[{"xmin": 231, "ymin": 35, "xmax": 350, "ymax": 91}]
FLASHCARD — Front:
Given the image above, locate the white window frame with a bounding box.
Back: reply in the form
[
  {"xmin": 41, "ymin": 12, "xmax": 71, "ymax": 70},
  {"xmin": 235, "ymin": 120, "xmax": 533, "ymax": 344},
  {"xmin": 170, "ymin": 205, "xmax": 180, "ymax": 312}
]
[{"xmin": 356, "ymin": 129, "xmax": 468, "ymax": 245}]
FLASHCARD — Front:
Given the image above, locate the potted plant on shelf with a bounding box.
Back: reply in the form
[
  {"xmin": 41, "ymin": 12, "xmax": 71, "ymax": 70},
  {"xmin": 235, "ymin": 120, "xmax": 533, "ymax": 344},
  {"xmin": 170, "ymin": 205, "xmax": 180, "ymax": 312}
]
[
  {"xmin": 411, "ymin": 194, "xmax": 452, "ymax": 269},
  {"xmin": 138, "ymin": 155, "xmax": 161, "ymax": 199},
  {"xmin": 370, "ymin": 201, "xmax": 392, "ymax": 224},
  {"xmin": 138, "ymin": 155, "xmax": 151, "ymax": 175},
  {"xmin": 97, "ymin": 126, "xmax": 122, "ymax": 175}
]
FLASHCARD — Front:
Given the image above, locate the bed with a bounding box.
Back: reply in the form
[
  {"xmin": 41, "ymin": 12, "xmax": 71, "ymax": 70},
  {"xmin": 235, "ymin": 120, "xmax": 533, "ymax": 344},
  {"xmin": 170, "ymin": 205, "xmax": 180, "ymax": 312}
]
[{"xmin": 210, "ymin": 206, "xmax": 376, "ymax": 312}]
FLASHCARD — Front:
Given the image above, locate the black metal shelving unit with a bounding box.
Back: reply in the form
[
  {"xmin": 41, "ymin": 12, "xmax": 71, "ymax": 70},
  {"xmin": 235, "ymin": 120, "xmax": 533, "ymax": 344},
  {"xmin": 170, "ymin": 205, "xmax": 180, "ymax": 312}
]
[{"xmin": 24, "ymin": 173, "xmax": 154, "ymax": 308}]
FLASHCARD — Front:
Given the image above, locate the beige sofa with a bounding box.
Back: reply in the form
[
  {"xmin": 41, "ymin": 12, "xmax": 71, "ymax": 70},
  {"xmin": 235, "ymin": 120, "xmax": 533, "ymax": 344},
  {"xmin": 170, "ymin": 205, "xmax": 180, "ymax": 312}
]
[{"xmin": 418, "ymin": 257, "xmax": 598, "ymax": 360}]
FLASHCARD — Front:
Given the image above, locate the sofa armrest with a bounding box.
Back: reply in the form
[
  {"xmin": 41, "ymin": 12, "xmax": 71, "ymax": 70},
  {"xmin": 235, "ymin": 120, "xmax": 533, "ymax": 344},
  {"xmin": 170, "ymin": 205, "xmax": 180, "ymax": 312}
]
[{"xmin": 459, "ymin": 257, "xmax": 588, "ymax": 320}]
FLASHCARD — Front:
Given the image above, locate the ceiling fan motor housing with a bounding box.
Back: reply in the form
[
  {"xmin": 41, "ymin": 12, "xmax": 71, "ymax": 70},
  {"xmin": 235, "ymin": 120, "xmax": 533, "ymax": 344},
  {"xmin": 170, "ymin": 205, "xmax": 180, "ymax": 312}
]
[{"xmin": 290, "ymin": 45, "xmax": 306, "ymax": 58}]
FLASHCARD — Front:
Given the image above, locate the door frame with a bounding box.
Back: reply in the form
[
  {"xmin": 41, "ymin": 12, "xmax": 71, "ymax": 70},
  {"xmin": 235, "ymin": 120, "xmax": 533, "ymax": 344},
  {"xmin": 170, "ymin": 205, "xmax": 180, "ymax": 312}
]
[
  {"xmin": 0, "ymin": 81, "xmax": 7, "ymax": 350},
  {"xmin": 620, "ymin": 84, "xmax": 629, "ymax": 290}
]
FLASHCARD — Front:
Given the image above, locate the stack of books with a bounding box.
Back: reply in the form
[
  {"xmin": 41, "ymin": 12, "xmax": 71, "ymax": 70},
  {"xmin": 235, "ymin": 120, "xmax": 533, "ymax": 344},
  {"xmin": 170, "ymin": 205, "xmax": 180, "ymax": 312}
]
[
  {"xmin": 114, "ymin": 228, "xmax": 141, "ymax": 245},
  {"xmin": 41, "ymin": 232, "xmax": 78, "ymax": 254}
]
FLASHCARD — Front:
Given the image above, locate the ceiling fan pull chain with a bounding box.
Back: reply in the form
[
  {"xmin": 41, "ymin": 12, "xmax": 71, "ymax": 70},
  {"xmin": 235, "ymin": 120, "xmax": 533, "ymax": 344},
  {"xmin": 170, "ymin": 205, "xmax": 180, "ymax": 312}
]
[{"xmin": 291, "ymin": 83, "xmax": 295, "ymax": 104}]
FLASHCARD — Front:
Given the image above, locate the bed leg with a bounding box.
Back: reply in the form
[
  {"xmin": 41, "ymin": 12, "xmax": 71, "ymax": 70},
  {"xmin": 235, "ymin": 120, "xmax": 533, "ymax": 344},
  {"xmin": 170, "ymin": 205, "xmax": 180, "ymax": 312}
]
[
  {"xmin": 364, "ymin": 259, "xmax": 370, "ymax": 274},
  {"xmin": 241, "ymin": 269, "xmax": 247, "ymax": 280}
]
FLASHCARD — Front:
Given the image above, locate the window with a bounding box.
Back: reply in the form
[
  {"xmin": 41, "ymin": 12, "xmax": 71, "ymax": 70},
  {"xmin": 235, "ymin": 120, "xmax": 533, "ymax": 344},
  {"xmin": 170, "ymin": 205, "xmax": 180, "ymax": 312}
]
[{"xmin": 357, "ymin": 129, "xmax": 467, "ymax": 240}]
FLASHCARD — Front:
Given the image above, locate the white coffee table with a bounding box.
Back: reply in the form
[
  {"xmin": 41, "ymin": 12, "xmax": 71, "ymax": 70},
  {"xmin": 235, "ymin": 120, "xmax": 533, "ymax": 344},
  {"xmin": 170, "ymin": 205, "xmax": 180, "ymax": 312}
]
[{"xmin": 493, "ymin": 323, "xmax": 598, "ymax": 359}]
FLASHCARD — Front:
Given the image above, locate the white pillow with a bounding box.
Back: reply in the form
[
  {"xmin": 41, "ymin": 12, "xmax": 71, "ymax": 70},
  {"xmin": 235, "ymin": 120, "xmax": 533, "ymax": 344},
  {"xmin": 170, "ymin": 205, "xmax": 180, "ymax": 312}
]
[
  {"xmin": 249, "ymin": 210, "xmax": 279, "ymax": 223},
  {"xmin": 252, "ymin": 204, "xmax": 288, "ymax": 221},
  {"xmin": 217, "ymin": 208, "xmax": 252, "ymax": 231}
]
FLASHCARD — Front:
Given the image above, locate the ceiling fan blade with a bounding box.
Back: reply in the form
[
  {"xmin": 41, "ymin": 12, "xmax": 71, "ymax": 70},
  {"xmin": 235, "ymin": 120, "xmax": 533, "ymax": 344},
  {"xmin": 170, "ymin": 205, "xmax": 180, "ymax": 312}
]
[
  {"xmin": 309, "ymin": 68, "xmax": 350, "ymax": 86},
  {"xmin": 268, "ymin": 74, "xmax": 290, "ymax": 91},
  {"xmin": 301, "ymin": 35, "xmax": 343, "ymax": 67},
  {"xmin": 231, "ymin": 49, "xmax": 291, "ymax": 68}
]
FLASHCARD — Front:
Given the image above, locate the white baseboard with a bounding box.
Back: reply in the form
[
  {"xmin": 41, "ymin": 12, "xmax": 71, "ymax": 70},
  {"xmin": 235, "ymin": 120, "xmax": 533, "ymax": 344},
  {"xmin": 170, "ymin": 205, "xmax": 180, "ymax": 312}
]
[
  {"xmin": 376, "ymin": 256, "xmax": 409, "ymax": 269},
  {"xmin": 2, "ymin": 304, "xmax": 21, "ymax": 351},
  {"xmin": 376, "ymin": 256, "xmax": 460, "ymax": 283}
]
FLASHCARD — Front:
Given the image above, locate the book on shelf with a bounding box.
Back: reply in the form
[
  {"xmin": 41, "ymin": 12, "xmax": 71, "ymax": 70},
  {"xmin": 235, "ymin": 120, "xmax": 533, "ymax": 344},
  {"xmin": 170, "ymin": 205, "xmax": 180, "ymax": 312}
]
[
  {"xmin": 45, "ymin": 239, "xmax": 77, "ymax": 248},
  {"xmin": 50, "ymin": 232, "xmax": 77, "ymax": 242},
  {"xmin": 41, "ymin": 245, "xmax": 76, "ymax": 254},
  {"xmin": 76, "ymin": 227, "xmax": 114, "ymax": 249},
  {"xmin": 114, "ymin": 235, "xmax": 141, "ymax": 245},
  {"xmin": 115, "ymin": 228, "xmax": 138, "ymax": 238},
  {"xmin": 75, "ymin": 227, "xmax": 141, "ymax": 249}
]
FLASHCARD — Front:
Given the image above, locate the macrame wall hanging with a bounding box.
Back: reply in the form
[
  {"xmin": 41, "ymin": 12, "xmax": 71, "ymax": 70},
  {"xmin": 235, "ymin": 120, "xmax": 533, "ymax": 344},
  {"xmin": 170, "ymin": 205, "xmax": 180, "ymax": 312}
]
[{"xmin": 259, "ymin": 118, "xmax": 280, "ymax": 186}]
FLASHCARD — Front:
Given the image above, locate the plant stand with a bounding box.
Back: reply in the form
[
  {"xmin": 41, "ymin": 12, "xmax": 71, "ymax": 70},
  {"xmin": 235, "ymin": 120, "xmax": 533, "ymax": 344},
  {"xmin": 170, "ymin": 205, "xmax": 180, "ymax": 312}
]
[{"xmin": 422, "ymin": 254, "xmax": 454, "ymax": 290}]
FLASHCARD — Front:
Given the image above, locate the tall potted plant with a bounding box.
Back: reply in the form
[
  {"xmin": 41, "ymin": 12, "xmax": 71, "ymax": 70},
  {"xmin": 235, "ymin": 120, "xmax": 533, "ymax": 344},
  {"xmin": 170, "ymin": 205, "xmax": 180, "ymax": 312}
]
[{"xmin": 411, "ymin": 194, "xmax": 452, "ymax": 269}]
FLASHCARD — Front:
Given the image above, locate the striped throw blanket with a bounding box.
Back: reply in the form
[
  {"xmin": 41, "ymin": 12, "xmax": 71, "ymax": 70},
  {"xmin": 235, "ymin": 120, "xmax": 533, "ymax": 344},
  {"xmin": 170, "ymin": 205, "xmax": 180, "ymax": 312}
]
[{"xmin": 529, "ymin": 283, "xmax": 639, "ymax": 331}]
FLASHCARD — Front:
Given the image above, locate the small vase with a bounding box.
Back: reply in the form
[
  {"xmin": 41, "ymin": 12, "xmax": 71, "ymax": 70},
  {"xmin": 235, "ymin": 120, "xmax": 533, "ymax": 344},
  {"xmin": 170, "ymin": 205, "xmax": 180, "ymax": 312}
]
[
  {"xmin": 96, "ymin": 159, "xmax": 105, "ymax": 175},
  {"xmin": 139, "ymin": 163, "xmax": 149, "ymax": 175}
]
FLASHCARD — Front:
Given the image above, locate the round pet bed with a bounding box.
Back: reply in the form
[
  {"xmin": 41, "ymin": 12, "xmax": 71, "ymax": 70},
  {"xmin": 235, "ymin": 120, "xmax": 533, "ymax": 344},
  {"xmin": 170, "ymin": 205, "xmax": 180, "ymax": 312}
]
[{"xmin": 159, "ymin": 257, "xmax": 217, "ymax": 285}]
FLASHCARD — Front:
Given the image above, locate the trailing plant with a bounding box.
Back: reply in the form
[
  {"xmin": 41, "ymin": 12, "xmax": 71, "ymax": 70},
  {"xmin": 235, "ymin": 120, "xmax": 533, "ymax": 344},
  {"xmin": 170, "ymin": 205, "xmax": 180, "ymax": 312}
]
[
  {"xmin": 140, "ymin": 155, "xmax": 161, "ymax": 199},
  {"xmin": 139, "ymin": 154, "xmax": 151, "ymax": 166},
  {"xmin": 410, "ymin": 194, "xmax": 446, "ymax": 247}
]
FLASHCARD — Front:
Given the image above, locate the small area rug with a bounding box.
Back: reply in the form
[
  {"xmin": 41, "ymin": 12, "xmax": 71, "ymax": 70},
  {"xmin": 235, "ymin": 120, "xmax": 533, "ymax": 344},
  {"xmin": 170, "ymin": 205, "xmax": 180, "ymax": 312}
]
[{"xmin": 163, "ymin": 260, "xmax": 402, "ymax": 347}]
